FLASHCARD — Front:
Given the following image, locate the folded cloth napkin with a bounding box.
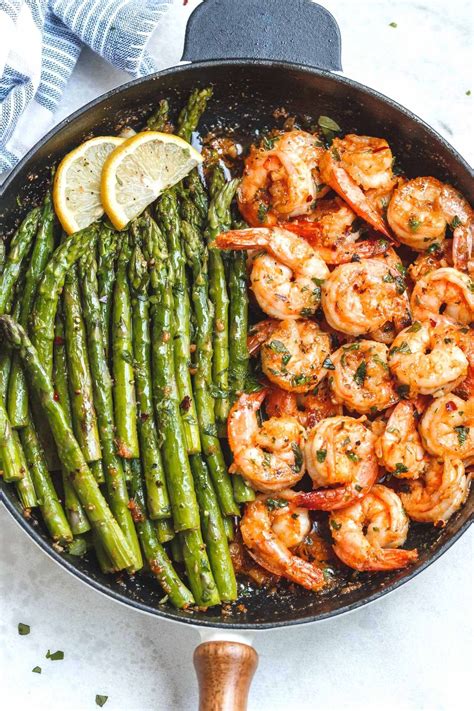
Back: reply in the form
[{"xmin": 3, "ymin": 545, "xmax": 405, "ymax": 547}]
[{"xmin": 0, "ymin": 0, "xmax": 173, "ymax": 174}]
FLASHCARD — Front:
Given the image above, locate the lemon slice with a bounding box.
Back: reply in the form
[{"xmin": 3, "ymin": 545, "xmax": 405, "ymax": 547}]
[
  {"xmin": 101, "ymin": 131, "xmax": 203, "ymax": 230},
  {"xmin": 53, "ymin": 136, "xmax": 124, "ymax": 234}
]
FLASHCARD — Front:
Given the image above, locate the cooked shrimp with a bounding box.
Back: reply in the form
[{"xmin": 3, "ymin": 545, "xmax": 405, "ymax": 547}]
[
  {"xmin": 227, "ymin": 391, "xmax": 306, "ymax": 492},
  {"xmin": 387, "ymin": 177, "xmax": 473, "ymax": 267},
  {"xmin": 433, "ymin": 322, "xmax": 474, "ymax": 399},
  {"xmin": 410, "ymin": 267, "xmax": 474, "ymax": 325},
  {"xmin": 329, "ymin": 485, "xmax": 418, "ymax": 571},
  {"xmin": 215, "ymin": 227, "xmax": 329, "ymax": 319},
  {"xmin": 400, "ymin": 458, "xmax": 470, "ymax": 524},
  {"xmin": 328, "ymin": 340, "xmax": 398, "ymax": 414},
  {"xmin": 295, "ymin": 416, "xmax": 378, "ymax": 511},
  {"xmin": 261, "ymin": 318, "xmax": 331, "ymax": 393},
  {"xmin": 237, "ymin": 130, "xmax": 327, "ymax": 226},
  {"xmin": 240, "ymin": 494, "xmax": 325, "ymax": 590},
  {"xmin": 319, "ymin": 135, "xmax": 394, "ymax": 238},
  {"xmin": 321, "ymin": 258, "xmax": 411, "ymax": 342},
  {"xmin": 265, "ymin": 381, "xmax": 343, "ymax": 428},
  {"xmin": 388, "ymin": 321, "xmax": 468, "ymax": 397},
  {"xmin": 375, "ymin": 401, "xmax": 426, "ymax": 478},
  {"xmin": 282, "ymin": 197, "xmax": 389, "ymax": 264},
  {"xmin": 419, "ymin": 394, "xmax": 474, "ymax": 464}
]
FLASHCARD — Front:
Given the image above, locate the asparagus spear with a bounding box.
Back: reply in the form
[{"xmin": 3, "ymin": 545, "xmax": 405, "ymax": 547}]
[
  {"xmin": 179, "ymin": 528, "xmax": 220, "ymax": 608},
  {"xmin": 0, "ymin": 316, "xmax": 133, "ymax": 571},
  {"xmin": 128, "ymin": 458, "xmax": 194, "ymax": 609},
  {"xmin": 181, "ymin": 220, "xmax": 239, "ymax": 517},
  {"xmin": 112, "ymin": 233, "xmax": 139, "ymax": 459},
  {"xmin": 176, "ymin": 87, "xmax": 213, "ymax": 144},
  {"xmin": 155, "ymin": 517, "xmax": 175, "ymax": 544},
  {"xmin": 207, "ymin": 171, "xmax": 239, "ymax": 428},
  {"xmin": 156, "ymin": 191, "xmax": 200, "ymax": 454},
  {"xmin": 0, "ymin": 402, "xmax": 27, "ymax": 482},
  {"xmin": 147, "ymin": 99, "xmax": 172, "ymax": 132},
  {"xmin": 97, "ymin": 223, "xmax": 118, "ymax": 359},
  {"xmin": 19, "ymin": 417, "xmax": 73, "ymax": 543},
  {"xmin": 129, "ymin": 223, "xmax": 171, "ymax": 520},
  {"xmin": 142, "ymin": 213, "xmax": 200, "ymax": 532},
  {"xmin": 79, "ymin": 248, "xmax": 143, "ymax": 572},
  {"xmin": 190, "ymin": 454, "xmax": 237, "ymax": 601},
  {"xmin": 53, "ymin": 309, "xmax": 91, "ymax": 535},
  {"xmin": 0, "ymin": 207, "xmax": 40, "ymax": 315},
  {"xmin": 30, "ymin": 223, "xmax": 99, "ymax": 378},
  {"xmin": 63, "ymin": 265, "xmax": 102, "ymax": 468},
  {"xmin": 8, "ymin": 193, "xmax": 56, "ymax": 427},
  {"xmin": 228, "ymin": 249, "xmax": 249, "ymax": 398}
]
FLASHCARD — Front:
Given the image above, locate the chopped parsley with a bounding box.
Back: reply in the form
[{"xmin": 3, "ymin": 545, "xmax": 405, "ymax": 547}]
[
  {"xmin": 427, "ymin": 242, "xmax": 441, "ymax": 254},
  {"xmin": 96, "ymin": 696, "xmax": 109, "ymax": 708},
  {"xmin": 330, "ymin": 519, "xmax": 342, "ymax": 531},
  {"xmin": 354, "ymin": 484, "xmax": 363, "ymax": 492},
  {"xmin": 46, "ymin": 650, "xmax": 64, "ymax": 661},
  {"xmin": 407, "ymin": 321, "xmax": 422, "ymax": 333},
  {"xmin": 316, "ymin": 449, "xmax": 327, "ymax": 463},
  {"xmin": 300, "ymin": 307, "xmax": 315, "ymax": 317},
  {"xmin": 390, "ymin": 341, "xmax": 412, "ymax": 355},
  {"xmin": 450, "ymin": 215, "xmax": 461, "ymax": 230},
  {"xmin": 343, "ymin": 342, "xmax": 360, "ymax": 352},
  {"xmin": 345, "ymin": 450, "xmax": 360, "ymax": 463},
  {"xmin": 454, "ymin": 425, "xmax": 469, "ymax": 446},
  {"xmin": 257, "ymin": 202, "xmax": 268, "ymax": 223},
  {"xmin": 394, "ymin": 462, "xmax": 409, "ymax": 475},
  {"xmin": 389, "ymin": 21, "xmax": 398, "ymax": 27},
  {"xmin": 291, "ymin": 442, "xmax": 304, "ymax": 472},
  {"xmin": 291, "ymin": 373, "xmax": 312, "ymax": 387},
  {"xmin": 18, "ymin": 623, "xmax": 30, "ymax": 635},
  {"xmin": 372, "ymin": 353, "xmax": 388, "ymax": 371},
  {"xmin": 32, "ymin": 667, "xmax": 42, "ymax": 674},
  {"xmin": 261, "ymin": 134, "xmax": 277, "ymax": 150},
  {"xmin": 408, "ymin": 217, "xmax": 421, "ymax": 232},
  {"xmin": 353, "ymin": 361, "xmax": 367, "ymax": 386},
  {"xmin": 266, "ymin": 498, "xmax": 288, "ymax": 511}
]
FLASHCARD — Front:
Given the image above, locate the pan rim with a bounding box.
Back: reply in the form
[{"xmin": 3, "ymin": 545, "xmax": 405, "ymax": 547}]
[{"xmin": 1, "ymin": 57, "xmax": 472, "ymax": 629}]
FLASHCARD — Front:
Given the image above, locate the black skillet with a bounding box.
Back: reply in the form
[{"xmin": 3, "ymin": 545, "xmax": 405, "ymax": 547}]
[{"xmin": 1, "ymin": 1, "xmax": 473, "ymax": 708}]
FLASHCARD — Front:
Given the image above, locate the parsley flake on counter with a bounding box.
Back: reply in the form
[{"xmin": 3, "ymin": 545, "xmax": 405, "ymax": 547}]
[
  {"xmin": 32, "ymin": 666, "xmax": 42, "ymax": 674},
  {"xmin": 46, "ymin": 649, "xmax": 64, "ymax": 661},
  {"xmin": 96, "ymin": 695, "xmax": 109, "ymax": 707},
  {"xmin": 389, "ymin": 21, "xmax": 398, "ymax": 27},
  {"xmin": 18, "ymin": 623, "xmax": 30, "ymax": 635}
]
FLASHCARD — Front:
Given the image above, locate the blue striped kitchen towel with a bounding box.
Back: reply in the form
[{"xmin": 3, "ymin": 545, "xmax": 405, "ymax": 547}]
[{"xmin": 0, "ymin": 0, "xmax": 173, "ymax": 174}]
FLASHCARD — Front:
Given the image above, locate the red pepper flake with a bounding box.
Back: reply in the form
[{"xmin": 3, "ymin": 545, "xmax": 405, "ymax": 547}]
[
  {"xmin": 445, "ymin": 401, "xmax": 457, "ymax": 412},
  {"xmin": 140, "ymin": 412, "xmax": 149, "ymax": 422},
  {"xmin": 53, "ymin": 391, "xmax": 60, "ymax": 402},
  {"xmin": 180, "ymin": 395, "xmax": 192, "ymax": 412},
  {"xmin": 127, "ymin": 499, "xmax": 145, "ymax": 523},
  {"xmin": 53, "ymin": 336, "xmax": 65, "ymax": 346}
]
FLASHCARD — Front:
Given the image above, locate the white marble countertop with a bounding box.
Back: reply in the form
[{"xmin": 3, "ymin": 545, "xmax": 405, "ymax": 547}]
[{"xmin": 1, "ymin": 1, "xmax": 473, "ymax": 710}]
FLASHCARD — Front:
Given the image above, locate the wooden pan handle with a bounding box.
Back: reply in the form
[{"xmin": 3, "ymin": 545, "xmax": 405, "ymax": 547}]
[{"xmin": 193, "ymin": 641, "xmax": 258, "ymax": 711}]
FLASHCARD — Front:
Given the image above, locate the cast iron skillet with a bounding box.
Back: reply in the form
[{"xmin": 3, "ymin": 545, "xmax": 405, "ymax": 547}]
[{"xmin": 1, "ymin": 1, "xmax": 473, "ymax": 707}]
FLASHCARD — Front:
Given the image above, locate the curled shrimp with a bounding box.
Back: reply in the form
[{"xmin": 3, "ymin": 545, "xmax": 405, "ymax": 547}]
[
  {"xmin": 265, "ymin": 381, "xmax": 342, "ymax": 428},
  {"xmin": 295, "ymin": 415, "xmax": 378, "ymax": 511},
  {"xmin": 247, "ymin": 319, "xmax": 279, "ymax": 356},
  {"xmin": 319, "ymin": 135, "xmax": 394, "ymax": 238},
  {"xmin": 419, "ymin": 394, "xmax": 474, "ymax": 464},
  {"xmin": 375, "ymin": 401, "xmax": 426, "ymax": 479},
  {"xmin": 237, "ymin": 130, "xmax": 327, "ymax": 226},
  {"xmin": 240, "ymin": 493, "xmax": 325, "ymax": 591},
  {"xmin": 215, "ymin": 227, "xmax": 329, "ymax": 319},
  {"xmin": 282, "ymin": 197, "xmax": 389, "ymax": 264},
  {"xmin": 329, "ymin": 485, "xmax": 418, "ymax": 571},
  {"xmin": 387, "ymin": 177, "xmax": 473, "ymax": 268},
  {"xmin": 388, "ymin": 321, "xmax": 468, "ymax": 397},
  {"xmin": 433, "ymin": 322, "xmax": 474, "ymax": 399},
  {"xmin": 227, "ymin": 390, "xmax": 306, "ymax": 492},
  {"xmin": 260, "ymin": 318, "xmax": 331, "ymax": 393},
  {"xmin": 400, "ymin": 458, "xmax": 470, "ymax": 525},
  {"xmin": 328, "ymin": 339, "xmax": 398, "ymax": 414},
  {"xmin": 321, "ymin": 258, "xmax": 411, "ymax": 341},
  {"xmin": 410, "ymin": 267, "xmax": 474, "ymax": 325}
]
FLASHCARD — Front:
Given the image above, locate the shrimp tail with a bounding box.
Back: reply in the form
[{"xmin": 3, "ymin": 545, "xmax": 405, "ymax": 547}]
[
  {"xmin": 214, "ymin": 228, "xmax": 269, "ymax": 250},
  {"xmin": 295, "ymin": 486, "xmax": 359, "ymax": 511},
  {"xmin": 321, "ymin": 154, "xmax": 393, "ymax": 240},
  {"xmin": 248, "ymin": 319, "xmax": 279, "ymax": 355},
  {"xmin": 453, "ymin": 223, "xmax": 474, "ymax": 274},
  {"xmin": 333, "ymin": 543, "xmax": 418, "ymax": 571}
]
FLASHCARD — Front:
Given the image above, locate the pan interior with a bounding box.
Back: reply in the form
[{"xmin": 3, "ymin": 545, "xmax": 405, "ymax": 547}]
[{"xmin": 1, "ymin": 61, "xmax": 473, "ymax": 628}]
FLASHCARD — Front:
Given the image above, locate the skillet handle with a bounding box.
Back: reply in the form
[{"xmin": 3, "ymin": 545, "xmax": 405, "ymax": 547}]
[
  {"xmin": 194, "ymin": 641, "xmax": 258, "ymax": 711},
  {"xmin": 182, "ymin": 0, "xmax": 342, "ymax": 71}
]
